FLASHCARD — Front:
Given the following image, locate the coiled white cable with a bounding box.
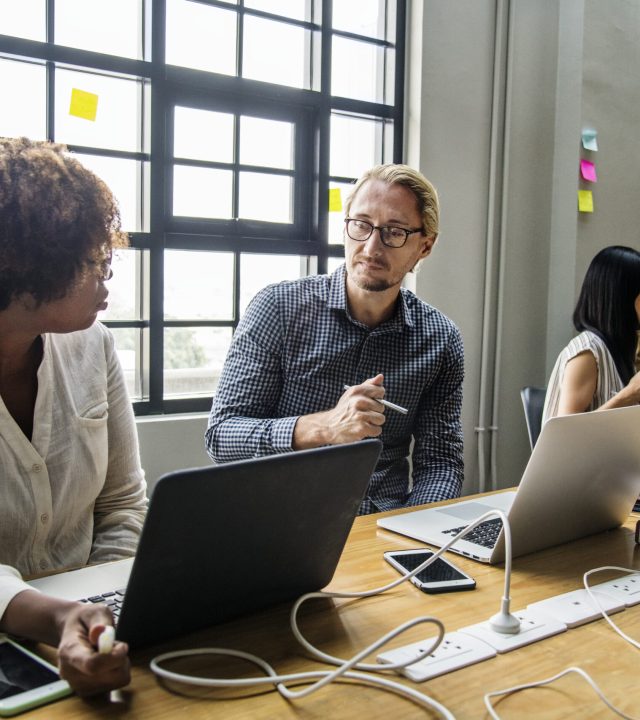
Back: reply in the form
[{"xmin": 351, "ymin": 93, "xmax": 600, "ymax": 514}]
[
  {"xmin": 150, "ymin": 509, "xmax": 514, "ymax": 716},
  {"xmin": 484, "ymin": 666, "xmax": 639, "ymax": 720}
]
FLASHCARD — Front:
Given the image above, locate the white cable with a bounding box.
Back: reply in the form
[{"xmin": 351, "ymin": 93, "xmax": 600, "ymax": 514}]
[
  {"xmin": 150, "ymin": 509, "xmax": 515, "ymax": 714},
  {"xmin": 484, "ymin": 666, "xmax": 640, "ymax": 720},
  {"xmin": 583, "ymin": 565, "xmax": 640, "ymax": 649}
]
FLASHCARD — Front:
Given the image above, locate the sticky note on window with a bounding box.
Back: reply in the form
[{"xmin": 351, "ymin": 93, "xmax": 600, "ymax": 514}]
[
  {"xmin": 582, "ymin": 129, "xmax": 598, "ymax": 151},
  {"xmin": 69, "ymin": 88, "xmax": 99, "ymax": 121},
  {"xmin": 580, "ymin": 159, "xmax": 597, "ymax": 182},
  {"xmin": 578, "ymin": 190, "xmax": 594, "ymax": 213},
  {"xmin": 329, "ymin": 188, "xmax": 342, "ymax": 212}
]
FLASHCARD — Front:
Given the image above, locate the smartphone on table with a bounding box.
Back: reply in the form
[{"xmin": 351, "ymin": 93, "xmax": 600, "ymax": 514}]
[
  {"xmin": 384, "ymin": 548, "xmax": 476, "ymax": 594},
  {"xmin": 0, "ymin": 636, "xmax": 71, "ymax": 717}
]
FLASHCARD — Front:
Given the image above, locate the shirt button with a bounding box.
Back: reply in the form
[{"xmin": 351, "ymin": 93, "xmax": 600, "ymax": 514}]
[
  {"xmin": 40, "ymin": 514, "xmax": 49, "ymax": 524},
  {"xmin": 31, "ymin": 463, "xmax": 42, "ymax": 473},
  {"xmin": 39, "ymin": 560, "xmax": 47, "ymax": 570}
]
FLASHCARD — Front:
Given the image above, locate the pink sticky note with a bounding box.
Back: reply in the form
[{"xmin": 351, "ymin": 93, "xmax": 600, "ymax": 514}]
[{"xmin": 580, "ymin": 159, "xmax": 597, "ymax": 183}]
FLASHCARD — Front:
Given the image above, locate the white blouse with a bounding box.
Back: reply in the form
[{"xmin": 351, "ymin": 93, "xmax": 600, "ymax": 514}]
[
  {"xmin": 542, "ymin": 330, "xmax": 624, "ymax": 423},
  {"xmin": 0, "ymin": 322, "xmax": 147, "ymax": 618}
]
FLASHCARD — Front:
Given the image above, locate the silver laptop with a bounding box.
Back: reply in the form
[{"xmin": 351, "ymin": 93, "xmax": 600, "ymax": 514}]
[
  {"xmin": 28, "ymin": 440, "xmax": 382, "ymax": 648},
  {"xmin": 378, "ymin": 406, "xmax": 640, "ymax": 563}
]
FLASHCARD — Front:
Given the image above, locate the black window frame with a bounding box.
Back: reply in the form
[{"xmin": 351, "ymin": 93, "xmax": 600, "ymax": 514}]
[{"xmin": 0, "ymin": 0, "xmax": 407, "ymax": 416}]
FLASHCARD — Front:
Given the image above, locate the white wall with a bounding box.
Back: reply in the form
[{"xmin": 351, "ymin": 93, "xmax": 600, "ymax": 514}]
[{"xmin": 136, "ymin": 414, "xmax": 211, "ymax": 495}]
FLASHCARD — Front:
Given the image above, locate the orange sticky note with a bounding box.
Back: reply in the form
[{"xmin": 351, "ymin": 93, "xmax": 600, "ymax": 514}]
[
  {"xmin": 578, "ymin": 190, "xmax": 593, "ymax": 213},
  {"xmin": 69, "ymin": 88, "xmax": 99, "ymax": 121},
  {"xmin": 329, "ymin": 188, "xmax": 342, "ymax": 212}
]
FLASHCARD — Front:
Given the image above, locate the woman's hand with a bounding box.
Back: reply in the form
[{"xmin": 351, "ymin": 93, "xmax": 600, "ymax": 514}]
[{"xmin": 56, "ymin": 604, "xmax": 130, "ymax": 696}]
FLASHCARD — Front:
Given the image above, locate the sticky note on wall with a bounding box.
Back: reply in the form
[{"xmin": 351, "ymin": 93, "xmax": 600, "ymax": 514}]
[
  {"xmin": 580, "ymin": 159, "xmax": 597, "ymax": 183},
  {"xmin": 69, "ymin": 88, "xmax": 99, "ymax": 121},
  {"xmin": 578, "ymin": 190, "xmax": 594, "ymax": 213},
  {"xmin": 329, "ymin": 188, "xmax": 342, "ymax": 212},
  {"xmin": 581, "ymin": 129, "xmax": 598, "ymax": 151}
]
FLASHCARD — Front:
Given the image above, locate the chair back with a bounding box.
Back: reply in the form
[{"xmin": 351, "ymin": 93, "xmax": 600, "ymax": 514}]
[{"xmin": 520, "ymin": 386, "xmax": 546, "ymax": 450}]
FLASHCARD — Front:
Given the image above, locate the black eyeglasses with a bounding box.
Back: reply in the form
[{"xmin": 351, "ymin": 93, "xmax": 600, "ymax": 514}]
[{"xmin": 344, "ymin": 218, "xmax": 424, "ymax": 248}]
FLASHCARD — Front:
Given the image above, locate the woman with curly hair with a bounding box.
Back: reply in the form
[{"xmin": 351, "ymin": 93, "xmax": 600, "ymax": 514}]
[
  {"xmin": 543, "ymin": 245, "xmax": 640, "ymax": 421},
  {"xmin": 0, "ymin": 137, "xmax": 147, "ymax": 695}
]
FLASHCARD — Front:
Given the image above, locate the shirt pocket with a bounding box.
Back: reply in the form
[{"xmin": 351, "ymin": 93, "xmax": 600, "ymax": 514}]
[{"xmin": 76, "ymin": 400, "xmax": 109, "ymax": 426}]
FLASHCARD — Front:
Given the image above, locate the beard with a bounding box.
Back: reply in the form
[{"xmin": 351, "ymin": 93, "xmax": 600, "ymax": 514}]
[{"xmin": 351, "ymin": 274, "xmax": 395, "ymax": 292}]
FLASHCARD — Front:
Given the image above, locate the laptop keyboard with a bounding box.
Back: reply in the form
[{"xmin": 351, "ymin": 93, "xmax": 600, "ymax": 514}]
[
  {"xmin": 441, "ymin": 517, "xmax": 503, "ymax": 549},
  {"xmin": 78, "ymin": 589, "xmax": 126, "ymax": 624}
]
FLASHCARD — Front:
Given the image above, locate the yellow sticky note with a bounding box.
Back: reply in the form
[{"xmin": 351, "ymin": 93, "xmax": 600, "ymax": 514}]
[
  {"xmin": 69, "ymin": 88, "xmax": 99, "ymax": 121},
  {"xmin": 329, "ymin": 188, "xmax": 342, "ymax": 212},
  {"xmin": 578, "ymin": 190, "xmax": 594, "ymax": 213}
]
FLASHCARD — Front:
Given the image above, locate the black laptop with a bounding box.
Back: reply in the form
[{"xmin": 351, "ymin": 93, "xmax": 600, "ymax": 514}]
[{"xmin": 28, "ymin": 440, "xmax": 381, "ymax": 648}]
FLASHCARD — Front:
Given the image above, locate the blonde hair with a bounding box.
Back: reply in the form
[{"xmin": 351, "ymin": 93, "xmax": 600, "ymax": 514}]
[{"xmin": 344, "ymin": 164, "xmax": 440, "ymax": 240}]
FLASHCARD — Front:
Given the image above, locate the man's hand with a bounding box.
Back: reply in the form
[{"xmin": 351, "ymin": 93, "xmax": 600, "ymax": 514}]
[
  {"xmin": 293, "ymin": 374, "xmax": 386, "ymax": 449},
  {"xmin": 56, "ymin": 604, "xmax": 130, "ymax": 697}
]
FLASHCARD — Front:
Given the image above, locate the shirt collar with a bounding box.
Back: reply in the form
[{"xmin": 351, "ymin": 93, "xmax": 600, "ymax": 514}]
[{"xmin": 328, "ymin": 264, "xmax": 415, "ymax": 331}]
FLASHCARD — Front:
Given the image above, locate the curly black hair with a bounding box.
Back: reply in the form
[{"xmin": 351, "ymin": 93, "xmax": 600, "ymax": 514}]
[{"xmin": 0, "ymin": 136, "xmax": 128, "ymax": 310}]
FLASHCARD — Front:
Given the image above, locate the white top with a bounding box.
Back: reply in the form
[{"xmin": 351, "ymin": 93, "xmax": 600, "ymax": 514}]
[
  {"xmin": 0, "ymin": 322, "xmax": 147, "ymax": 619},
  {"xmin": 542, "ymin": 330, "xmax": 624, "ymax": 423}
]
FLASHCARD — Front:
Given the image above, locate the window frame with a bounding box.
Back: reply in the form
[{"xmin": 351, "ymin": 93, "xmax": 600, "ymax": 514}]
[{"xmin": 0, "ymin": 0, "xmax": 407, "ymax": 416}]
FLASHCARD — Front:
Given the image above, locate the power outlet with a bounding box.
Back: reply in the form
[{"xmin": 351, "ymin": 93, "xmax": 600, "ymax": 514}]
[
  {"xmin": 377, "ymin": 631, "xmax": 497, "ymax": 682},
  {"xmin": 527, "ymin": 588, "xmax": 626, "ymax": 628},
  {"xmin": 458, "ymin": 608, "xmax": 566, "ymax": 653},
  {"xmin": 590, "ymin": 573, "xmax": 640, "ymax": 607}
]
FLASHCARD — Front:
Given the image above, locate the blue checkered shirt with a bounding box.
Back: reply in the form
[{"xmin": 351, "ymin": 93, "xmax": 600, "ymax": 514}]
[{"xmin": 205, "ymin": 265, "xmax": 464, "ymax": 514}]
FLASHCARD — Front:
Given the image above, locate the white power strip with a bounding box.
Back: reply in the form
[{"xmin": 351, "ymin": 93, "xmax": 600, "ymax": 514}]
[
  {"xmin": 458, "ymin": 608, "xmax": 566, "ymax": 653},
  {"xmin": 590, "ymin": 573, "xmax": 640, "ymax": 606},
  {"xmin": 377, "ymin": 631, "xmax": 497, "ymax": 682},
  {"xmin": 376, "ymin": 573, "xmax": 639, "ymax": 683},
  {"xmin": 527, "ymin": 588, "xmax": 626, "ymax": 628}
]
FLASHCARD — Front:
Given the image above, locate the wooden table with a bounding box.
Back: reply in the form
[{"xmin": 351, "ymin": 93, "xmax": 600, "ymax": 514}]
[{"xmin": 29, "ymin": 496, "xmax": 640, "ymax": 719}]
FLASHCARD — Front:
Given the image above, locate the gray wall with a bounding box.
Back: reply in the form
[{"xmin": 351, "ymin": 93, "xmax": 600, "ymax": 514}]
[{"xmin": 408, "ymin": 0, "xmax": 640, "ymax": 495}]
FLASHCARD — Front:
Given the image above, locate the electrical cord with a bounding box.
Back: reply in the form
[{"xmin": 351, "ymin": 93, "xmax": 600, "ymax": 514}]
[
  {"xmin": 482, "ymin": 564, "xmax": 640, "ymax": 718},
  {"xmin": 150, "ymin": 509, "xmax": 515, "ymax": 715},
  {"xmin": 583, "ymin": 565, "xmax": 640, "ymax": 649},
  {"xmin": 484, "ymin": 666, "xmax": 639, "ymax": 720}
]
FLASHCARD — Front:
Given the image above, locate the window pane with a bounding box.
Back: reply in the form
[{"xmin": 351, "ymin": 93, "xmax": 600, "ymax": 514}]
[
  {"xmin": 111, "ymin": 327, "xmax": 145, "ymax": 400},
  {"xmin": 243, "ymin": 16, "xmax": 308, "ymax": 89},
  {"xmin": 174, "ymin": 107, "xmax": 234, "ymax": 163},
  {"xmin": 166, "ymin": 0, "xmax": 237, "ymax": 76},
  {"xmin": 239, "ymin": 172, "xmax": 292, "ymax": 223},
  {"xmin": 100, "ymin": 249, "xmax": 144, "ymax": 322},
  {"xmin": 0, "ymin": 0, "xmax": 45, "ymax": 41},
  {"xmin": 244, "ymin": 0, "xmax": 308, "ymax": 21},
  {"xmin": 55, "ymin": 69, "xmax": 144, "ymax": 153},
  {"xmin": 74, "ymin": 154, "xmax": 145, "ymax": 232},
  {"xmin": 332, "ymin": 0, "xmax": 387, "ymax": 39},
  {"xmin": 0, "ymin": 59, "xmax": 46, "ymax": 140},
  {"xmin": 55, "ymin": 0, "xmax": 142, "ymax": 59},
  {"xmin": 330, "ymin": 114, "xmax": 380, "ymax": 178},
  {"xmin": 164, "ymin": 250, "xmax": 234, "ymax": 320},
  {"xmin": 328, "ymin": 256, "xmax": 344, "ymax": 274},
  {"xmin": 173, "ymin": 165, "xmax": 233, "ymax": 219},
  {"xmin": 331, "ymin": 37, "xmax": 386, "ymax": 104},
  {"xmin": 240, "ymin": 116, "xmax": 293, "ymax": 170},
  {"xmin": 240, "ymin": 253, "xmax": 306, "ymax": 314},
  {"xmin": 164, "ymin": 327, "xmax": 232, "ymax": 397},
  {"xmin": 328, "ymin": 181, "xmax": 355, "ymax": 245}
]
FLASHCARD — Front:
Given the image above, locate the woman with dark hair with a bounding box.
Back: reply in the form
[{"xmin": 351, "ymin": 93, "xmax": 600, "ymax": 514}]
[
  {"xmin": 0, "ymin": 137, "xmax": 147, "ymax": 695},
  {"xmin": 543, "ymin": 245, "xmax": 640, "ymax": 422}
]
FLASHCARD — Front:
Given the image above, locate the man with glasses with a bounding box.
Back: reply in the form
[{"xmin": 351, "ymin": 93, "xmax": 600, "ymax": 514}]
[{"xmin": 206, "ymin": 164, "xmax": 463, "ymax": 514}]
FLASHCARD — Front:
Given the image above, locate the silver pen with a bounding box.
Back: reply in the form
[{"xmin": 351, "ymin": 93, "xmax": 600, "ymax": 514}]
[{"xmin": 343, "ymin": 384, "xmax": 408, "ymax": 415}]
